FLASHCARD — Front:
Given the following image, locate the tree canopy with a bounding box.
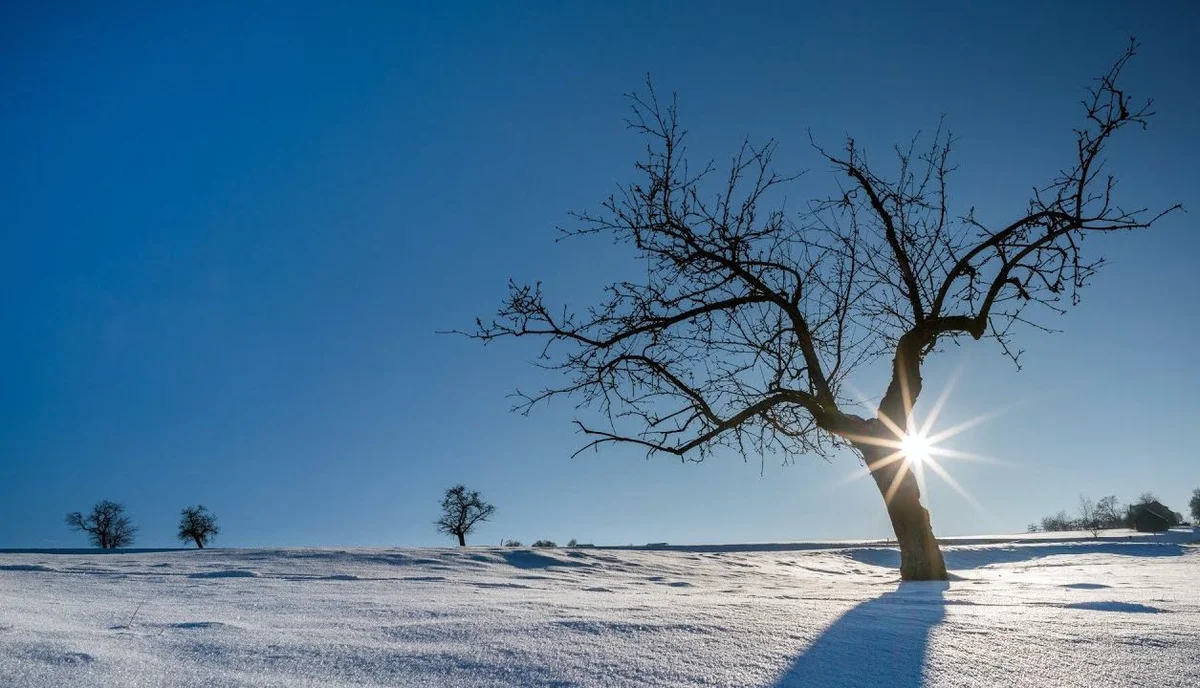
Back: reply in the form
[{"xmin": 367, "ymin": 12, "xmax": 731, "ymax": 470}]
[{"xmin": 66, "ymin": 500, "xmax": 137, "ymax": 549}]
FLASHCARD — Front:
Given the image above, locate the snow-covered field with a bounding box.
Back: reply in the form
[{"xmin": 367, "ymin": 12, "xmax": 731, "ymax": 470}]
[{"xmin": 2, "ymin": 533, "xmax": 1197, "ymax": 687}]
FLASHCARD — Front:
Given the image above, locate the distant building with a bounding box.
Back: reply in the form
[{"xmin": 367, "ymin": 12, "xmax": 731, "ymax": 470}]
[{"xmin": 1128, "ymin": 501, "xmax": 1173, "ymax": 533}]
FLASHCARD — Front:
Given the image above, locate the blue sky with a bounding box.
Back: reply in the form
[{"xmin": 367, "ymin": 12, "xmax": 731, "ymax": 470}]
[{"xmin": 2, "ymin": 2, "xmax": 1197, "ymax": 548}]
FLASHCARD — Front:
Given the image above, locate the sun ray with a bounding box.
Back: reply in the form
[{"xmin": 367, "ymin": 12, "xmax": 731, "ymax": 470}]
[
  {"xmin": 831, "ymin": 450, "xmax": 906, "ymax": 487},
  {"xmin": 883, "ymin": 459, "xmax": 911, "ymax": 504},
  {"xmin": 927, "ymin": 446, "xmax": 1014, "ymax": 467},
  {"xmin": 918, "ymin": 365, "xmax": 964, "ymax": 438},
  {"xmin": 924, "ymin": 405, "xmax": 1012, "ymax": 446},
  {"xmin": 867, "ymin": 451, "xmax": 906, "ymax": 473},
  {"xmin": 839, "ymin": 432, "xmax": 902, "ymax": 451},
  {"xmin": 875, "ymin": 408, "xmax": 906, "ymax": 442},
  {"xmin": 912, "ymin": 448, "xmax": 929, "ymax": 497},
  {"xmin": 922, "ymin": 457, "xmax": 987, "ymax": 513}
]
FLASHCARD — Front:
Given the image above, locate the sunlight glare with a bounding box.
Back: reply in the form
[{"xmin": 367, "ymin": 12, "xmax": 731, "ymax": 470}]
[
  {"xmin": 900, "ymin": 429, "xmax": 932, "ymax": 466},
  {"xmin": 833, "ymin": 365, "xmax": 1007, "ymax": 517}
]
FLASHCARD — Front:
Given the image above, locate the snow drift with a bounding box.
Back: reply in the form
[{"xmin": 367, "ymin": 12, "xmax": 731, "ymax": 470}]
[{"xmin": 1, "ymin": 533, "xmax": 1196, "ymax": 687}]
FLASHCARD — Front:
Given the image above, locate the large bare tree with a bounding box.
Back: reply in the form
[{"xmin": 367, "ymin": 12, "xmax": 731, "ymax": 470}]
[
  {"xmin": 466, "ymin": 42, "xmax": 1177, "ymax": 580},
  {"xmin": 66, "ymin": 500, "xmax": 137, "ymax": 549}
]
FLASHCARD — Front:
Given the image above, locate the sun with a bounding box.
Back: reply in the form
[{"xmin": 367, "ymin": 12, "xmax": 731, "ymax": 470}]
[
  {"xmin": 837, "ymin": 367, "xmax": 1006, "ymax": 511},
  {"xmin": 900, "ymin": 429, "xmax": 932, "ymax": 466}
]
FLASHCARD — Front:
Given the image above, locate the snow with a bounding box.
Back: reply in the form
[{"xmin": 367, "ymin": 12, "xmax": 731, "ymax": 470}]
[{"xmin": 1, "ymin": 532, "xmax": 1197, "ymax": 687}]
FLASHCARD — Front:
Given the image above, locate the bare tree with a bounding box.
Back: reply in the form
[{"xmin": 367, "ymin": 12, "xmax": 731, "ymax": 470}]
[
  {"xmin": 66, "ymin": 500, "xmax": 137, "ymax": 549},
  {"xmin": 1078, "ymin": 495, "xmax": 1100, "ymax": 537},
  {"xmin": 435, "ymin": 485, "xmax": 496, "ymax": 546},
  {"xmin": 1094, "ymin": 495, "xmax": 1123, "ymax": 528},
  {"xmin": 1190, "ymin": 488, "xmax": 1200, "ymax": 524},
  {"xmin": 464, "ymin": 42, "xmax": 1177, "ymax": 580},
  {"xmin": 177, "ymin": 505, "xmax": 220, "ymax": 549}
]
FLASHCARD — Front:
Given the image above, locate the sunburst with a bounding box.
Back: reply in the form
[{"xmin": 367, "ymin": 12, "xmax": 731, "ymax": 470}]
[{"xmin": 837, "ymin": 368, "xmax": 1005, "ymax": 512}]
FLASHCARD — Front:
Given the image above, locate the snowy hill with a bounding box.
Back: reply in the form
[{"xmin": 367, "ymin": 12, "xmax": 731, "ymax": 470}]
[{"xmin": 2, "ymin": 535, "xmax": 1197, "ymax": 687}]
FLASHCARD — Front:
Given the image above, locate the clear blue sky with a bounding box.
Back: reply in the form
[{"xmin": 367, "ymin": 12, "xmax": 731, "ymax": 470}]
[{"xmin": 2, "ymin": 2, "xmax": 1197, "ymax": 548}]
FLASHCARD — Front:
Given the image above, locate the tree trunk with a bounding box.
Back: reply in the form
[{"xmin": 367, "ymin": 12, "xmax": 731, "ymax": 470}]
[
  {"xmin": 457, "ymin": 532, "xmax": 466, "ymax": 547},
  {"xmin": 858, "ymin": 441, "xmax": 948, "ymax": 581},
  {"xmin": 850, "ymin": 335, "xmax": 947, "ymax": 580},
  {"xmin": 194, "ymin": 536, "xmax": 204, "ymax": 549}
]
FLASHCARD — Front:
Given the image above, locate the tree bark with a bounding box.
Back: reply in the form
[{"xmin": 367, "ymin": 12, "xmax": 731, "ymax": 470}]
[
  {"xmin": 857, "ymin": 440, "xmax": 947, "ymax": 581},
  {"xmin": 194, "ymin": 536, "xmax": 204, "ymax": 549},
  {"xmin": 457, "ymin": 532, "xmax": 466, "ymax": 547}
]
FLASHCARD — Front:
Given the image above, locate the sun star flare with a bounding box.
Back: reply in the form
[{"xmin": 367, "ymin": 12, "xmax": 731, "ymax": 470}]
[{"xmin": 838, "ymin": 371, "xmax": 1001, "ymax": 513}]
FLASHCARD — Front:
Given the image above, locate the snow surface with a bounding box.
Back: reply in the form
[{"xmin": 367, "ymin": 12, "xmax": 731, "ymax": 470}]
[{"xmin": 1, "ymin": 533, "xmax": 1197, "ymax": 687}]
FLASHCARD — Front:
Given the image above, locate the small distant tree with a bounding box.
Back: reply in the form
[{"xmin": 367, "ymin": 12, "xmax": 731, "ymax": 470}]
[
  {"xmin": 502, "ymin": 539, "xmax": 522, "ymax": 547},
  {"xmin": 1189, "ymin": 488, "xmax": 1200, "ymax": 524},
  {"xmin": 1077, "ymin": 495, "xmax": 1100, "ymax": 537},
  {"xmin": 1094, "ymin": 495, "xmax": 1123, "ymax": 529},
  {"xmin": 65, "ymin": 500, "xmax": 137, "ymax": 549},
  {"xmin": 1026, "ymin": 523, "xmax": 1040, "ymax": 533},
  {"xmin": 532, "ymin": 539, "xmax": 557, "ymax": 548},
  {"xmin": 435, "ymin": 484, "xmax": 495, "ymax": 546},
  {"xmin": 567, "ymin": 538, "xmax": 579, "ymax": 547},
  {"xmin": 177, "ymin": 505, "xmax": 220, "ymax": 549}
]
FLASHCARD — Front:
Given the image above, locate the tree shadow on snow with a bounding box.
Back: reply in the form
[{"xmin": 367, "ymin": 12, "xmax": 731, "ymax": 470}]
[{"xmin": 772, "ymin": 581, "xmax": 947, "ymax": 688}]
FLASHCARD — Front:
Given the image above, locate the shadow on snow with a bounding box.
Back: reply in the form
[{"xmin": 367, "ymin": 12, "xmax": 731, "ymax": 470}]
[
  {"xmin": 772, "ymin": 541, "xmax": 1182, "ymax": 686},
  {"xmin": 772, "ymin": 581, "xmax": 947, "ymax": 688},
  {"xmin": 502, "ymin": 550, "xmax": 590, "ymax": 570}
]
